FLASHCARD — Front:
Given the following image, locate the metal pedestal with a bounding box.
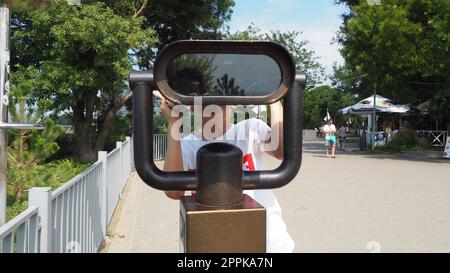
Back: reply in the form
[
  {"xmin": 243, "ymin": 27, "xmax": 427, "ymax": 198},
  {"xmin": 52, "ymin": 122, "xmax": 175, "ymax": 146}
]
[{"xmin": 180, "ymin": 194, "xmax": 266, "ymax": 253}]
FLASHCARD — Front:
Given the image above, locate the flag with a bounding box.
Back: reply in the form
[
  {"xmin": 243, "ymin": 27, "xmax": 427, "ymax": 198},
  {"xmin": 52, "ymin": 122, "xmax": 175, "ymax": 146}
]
[{"xmin": 323, "ymin": 108, "xmax": 331, "ymax": 121}]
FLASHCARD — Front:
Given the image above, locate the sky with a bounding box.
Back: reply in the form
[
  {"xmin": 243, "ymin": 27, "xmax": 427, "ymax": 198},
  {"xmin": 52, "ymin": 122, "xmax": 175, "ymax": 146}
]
[{"xmin": 227, "ymin": 0, "xmax": 349, "ymax": 84}]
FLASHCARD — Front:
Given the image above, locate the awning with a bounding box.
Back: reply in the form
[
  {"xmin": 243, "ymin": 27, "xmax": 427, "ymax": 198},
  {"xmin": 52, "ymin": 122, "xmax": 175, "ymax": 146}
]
[{"xmin": 336, "ymin": 95, "xmax": 410, "ymax": 116}]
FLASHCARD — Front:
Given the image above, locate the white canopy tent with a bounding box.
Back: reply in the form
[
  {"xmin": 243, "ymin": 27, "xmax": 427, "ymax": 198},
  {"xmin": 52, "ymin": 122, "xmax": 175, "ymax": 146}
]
[
  {"xmin": 337, "ymin": 95, "xmax": 410, "ymax": 116},
  {"xmin": 336, "ymin": 95, "xmax": 410, "ymax": 149}
]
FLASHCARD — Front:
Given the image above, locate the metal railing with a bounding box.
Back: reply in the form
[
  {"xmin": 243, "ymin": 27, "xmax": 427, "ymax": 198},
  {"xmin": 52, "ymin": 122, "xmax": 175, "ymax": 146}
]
[
  {"xmin": 0, "ymin": 136, "xmax": 135, "ymax": 253},
  {"xmin": 106, "ymin": 142, "xmax": 129, "ymax": 223},
  {"xmin": 0, "ymin": 134, "xmax": 170, "ymax": 253},
  {"xmin": 51, "ymin": 162, "xmax": 104, "ymax": 253},
  {"xmin": 0, "ymin": 206, "xmax": 40, "ymax": 253},
  {"xmin": 153, "ymin": 134, "xmax": 167, "ymax": 160}
]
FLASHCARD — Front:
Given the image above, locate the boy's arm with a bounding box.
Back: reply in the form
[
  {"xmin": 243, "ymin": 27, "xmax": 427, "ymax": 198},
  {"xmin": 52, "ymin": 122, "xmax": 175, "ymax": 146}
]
[
  {"xmin": 153, "ymin": 91, "xmax": 185, "ymax": 200},
  {"xmin": 265, "ymin": 101, "xmax": 283, "ymax": 160},
  {"xmin": 163, "ymin": 121, "xmax": 185, "ymax": 199}
]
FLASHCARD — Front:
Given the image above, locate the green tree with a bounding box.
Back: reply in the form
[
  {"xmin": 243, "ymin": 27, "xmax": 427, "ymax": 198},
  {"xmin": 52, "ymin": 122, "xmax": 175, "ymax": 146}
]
[
  {"xmin": 129, "ymin": 0, "xmax": 235, "ymax": 131},
  {"xmin": 82, "ymin": 0, "xmax": 235, "ymax": 29},
  {"xmin": 1, "ymin": 0, "xmax": 53, "ymax": 10},
  {"xmin": 228, "ymin": 24, "xmax": 325, "ymax": 89},
  {"xmin": 334, "ymin": 0, "xmax": 450, "ymax": 128},
  {"xmin": 303, "ymin": 85, "xmax": 355, "ymax": 129},
  {"xmin": 82, "ymin": 0, "xmax": 235, "ymax": 67},
  {"xmin": 11, "ymin": 2, "xmax": 157, "ymax": 161},
  {"xmin": 7, "ymin": 67, "xmax": 64, "ymax": 199}
]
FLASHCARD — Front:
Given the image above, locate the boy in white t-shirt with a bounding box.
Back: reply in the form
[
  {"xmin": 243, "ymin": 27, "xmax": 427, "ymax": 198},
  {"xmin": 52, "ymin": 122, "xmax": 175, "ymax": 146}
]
[
  {"xmin": 154, "ymin": 90, "xmax": 295, "ymax": 253},
  {"xmin": 322, "ymin": 119, "xmax": 337, "ymax": 158}
]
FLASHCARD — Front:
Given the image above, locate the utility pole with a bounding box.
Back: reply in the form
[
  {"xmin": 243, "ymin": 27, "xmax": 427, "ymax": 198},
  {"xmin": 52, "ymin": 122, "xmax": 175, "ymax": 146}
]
[
  {"xmin": 372, "ymin": 84, "xmax": 377, "ymax": 150},
  {"xmin": 0, "ymin": 6, "xmax": 10, "ymax": 226}
]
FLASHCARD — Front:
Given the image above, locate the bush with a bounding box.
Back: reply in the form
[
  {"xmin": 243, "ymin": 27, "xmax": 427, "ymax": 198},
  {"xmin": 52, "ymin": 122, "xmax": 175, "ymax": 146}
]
[
  {"xmin": 7, "ymin": 159, "xmax": 90, "ymax": 220},
  {"xmin": 49, "ymin": 133, "xmax": 79, "ymax": 161},
  {"xmin": 34, "ymin": 159, "xmax": 90, "ymax": 189},
  {"xmin": 393, "ymin": 130, "xmax": 419, "ymax": 146},
  {"xmin": 384, "ymin": 129, "xmax": 419, "ymax": 152},
  {"xmin": 6, "ymin": 200, "xmax": 28, "ymax": 222}
]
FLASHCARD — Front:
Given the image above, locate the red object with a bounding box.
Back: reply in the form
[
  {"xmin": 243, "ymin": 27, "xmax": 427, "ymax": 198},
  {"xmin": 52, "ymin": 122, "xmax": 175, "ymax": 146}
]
[{"xmin": 242, "ymin": 153, "xmax": 255, "ymax": 171}]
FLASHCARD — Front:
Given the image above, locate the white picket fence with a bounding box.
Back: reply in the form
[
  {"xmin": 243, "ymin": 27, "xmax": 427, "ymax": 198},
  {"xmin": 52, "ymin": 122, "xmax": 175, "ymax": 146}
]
[{"xmin": 0, "ymin": 136, "xmax": 134, "ymax": 253}]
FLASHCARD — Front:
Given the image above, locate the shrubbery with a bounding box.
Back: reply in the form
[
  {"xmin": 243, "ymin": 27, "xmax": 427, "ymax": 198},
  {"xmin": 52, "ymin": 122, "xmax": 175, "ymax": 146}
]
[
  {"xmin": 383, "ymin": 129, "xmax": 422, "ymax": 152},
  {"xmin": 7, "ymin": 158, "xmax": 89, "ymax": 221}
]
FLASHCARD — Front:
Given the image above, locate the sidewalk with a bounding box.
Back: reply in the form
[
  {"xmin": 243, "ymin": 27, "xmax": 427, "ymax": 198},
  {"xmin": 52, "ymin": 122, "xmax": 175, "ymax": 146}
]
[
  {"xmin": 101, "ymin": 162, "xmax": 179, "ymax": 252},
  {"xmin": 102, "ymin": 140, "xmax": 450, "ymax": 252}
]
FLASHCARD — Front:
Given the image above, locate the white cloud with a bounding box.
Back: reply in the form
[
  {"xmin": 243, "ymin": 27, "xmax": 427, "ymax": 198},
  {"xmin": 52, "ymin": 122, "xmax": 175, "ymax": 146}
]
[{"xmin": 299, "ymin": 21, "xmax": 344, "ymax": 76}]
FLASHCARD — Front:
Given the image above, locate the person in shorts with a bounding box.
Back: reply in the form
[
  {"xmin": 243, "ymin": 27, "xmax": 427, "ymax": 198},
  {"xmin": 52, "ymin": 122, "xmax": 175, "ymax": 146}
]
[
  {"xmin": 338, "ymin": 124, "xmax": 349, "ymax": 151},
  {"xmin": 323, "ymin": 119, "xmax": 337, "ymax": 158}
]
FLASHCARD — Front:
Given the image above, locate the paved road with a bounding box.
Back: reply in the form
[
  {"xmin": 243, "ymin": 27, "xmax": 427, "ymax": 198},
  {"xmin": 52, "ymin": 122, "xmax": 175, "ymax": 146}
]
[{"xmin": 102, "ymin": 140, "xmax": 450, "ymax": 253}]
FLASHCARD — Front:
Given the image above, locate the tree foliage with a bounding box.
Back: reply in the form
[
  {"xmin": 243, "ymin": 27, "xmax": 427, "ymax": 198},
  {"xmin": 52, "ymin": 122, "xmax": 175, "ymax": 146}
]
[
  {"xmin": 11, "ymin": 1, "xmax": 157, "ymax": 161},
  {"xmin": 7, "ymin": 84, "xmax": 65, "ymax": 201},
  {"xmin": 228, "ymin": 24, "xmax": 325, "ymax": 89},
  {"xmin": 1, "ymin": 0, "xmax": 54, "ymax": 11},
  {"xmin": 228, "ymin": 24, "xmax": 329, "ymax": 129},
  {"xmin": 303, "ymin": 85, "xmax": 355, "ymax": 129},
  {"xmin": 9, "ymin": 0, "xmax": 237, "ymax": 161},
  {"xmin": 7, "ymin": 158, "xmax": 89, "ymax": 220},
  {"xmin": 133, "ymin": 0, "xmax": 235, "ymax": 68},
  {"xmin": 334, "ymin": 0, "xmax": 450, "ymax": 128}
]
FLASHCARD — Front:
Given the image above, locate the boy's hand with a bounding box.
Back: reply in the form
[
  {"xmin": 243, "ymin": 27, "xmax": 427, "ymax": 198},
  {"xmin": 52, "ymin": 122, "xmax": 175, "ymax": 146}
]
[
  {"xmin": 266, "ymin": 101, "xmax": 283, "ymax": 160},
  {"xmin": 165, "ymin": 191, "xmax": 185, "ymax": 200},
  {"xmin": 270, "ymin": 100, "xmax": 283, "ymax": 113},
  {"xmin": 153, "ymin": 90, "xmax": 176, "ymax": 123},
  {"xmin": 154, "ymin": 91, "xmax": 185, "ymax": 200}
]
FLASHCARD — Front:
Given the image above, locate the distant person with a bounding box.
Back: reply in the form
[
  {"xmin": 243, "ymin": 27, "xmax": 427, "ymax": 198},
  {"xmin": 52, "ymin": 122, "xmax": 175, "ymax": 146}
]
[
  {"xmin": 338, "ymin": 124, "xmax": 349, "ymax": 151},
  {"xmin": 322, "ymin": 119, "xmax": 336, "ymax": 158},
  {"xmin": 315, "ymin": 127, "xmax": 322, "ymax": 138}
]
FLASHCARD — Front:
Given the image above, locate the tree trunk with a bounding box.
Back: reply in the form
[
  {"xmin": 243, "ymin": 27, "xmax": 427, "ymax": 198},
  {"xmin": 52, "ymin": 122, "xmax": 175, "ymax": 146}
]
[
  {"xmin": 72, "ymin": 98, "xmax": 97, "ymax": 162},
  {"xmin": 15, "ymin": 189, "xmax": 23, "ymax": 200},
  {"xmin": 73, "ymin": 119, "xmax": 97, "ymax": 162},
  {"xmin": 133, "ymin": 0, "xmax": 149, "ymax": 18},
  {"xmin": 94, "ymin": 91, "xmax": 133, "ymax": 153},
  {"xmin": 19, "ymin": 132, "xmax": 25, "ymax": 162},
  {"xmin": 72, "ymin": 91, "xmax": 133, "ymax": 162}
]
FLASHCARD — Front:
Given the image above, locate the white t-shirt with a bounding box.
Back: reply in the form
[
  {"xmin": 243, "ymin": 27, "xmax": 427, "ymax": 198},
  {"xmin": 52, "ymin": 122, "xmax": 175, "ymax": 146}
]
[
  {"xmin": 180, "ymin": 118, "xmax": 295, "ymax": 253},
  {"xmin": 322, "ymin": 124, "xmax": 336, "ymax": 135}
]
